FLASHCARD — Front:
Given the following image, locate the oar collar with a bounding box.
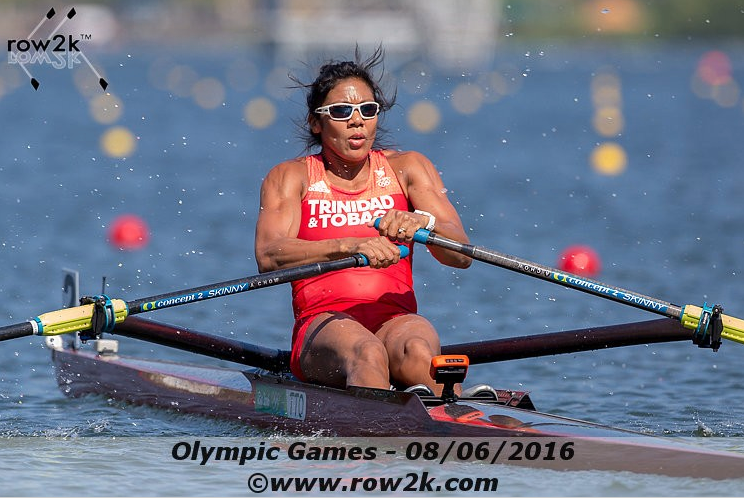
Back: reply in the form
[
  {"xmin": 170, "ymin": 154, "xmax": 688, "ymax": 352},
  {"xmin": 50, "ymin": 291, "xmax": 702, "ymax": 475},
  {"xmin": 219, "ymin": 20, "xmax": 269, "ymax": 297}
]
[
  {"xmin": 692, "ymin": 302, "xmax": 724, "ymax": 351},
  {"xmin": 79, "ymin": 294, "xmax": 118, "ymax": 341}
]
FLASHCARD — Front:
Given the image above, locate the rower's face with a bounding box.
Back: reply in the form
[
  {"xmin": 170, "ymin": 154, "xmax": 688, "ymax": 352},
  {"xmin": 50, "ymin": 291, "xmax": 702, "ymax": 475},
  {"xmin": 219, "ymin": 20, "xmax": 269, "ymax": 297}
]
[{"xmin": 311, "ymin": 77, "xmax": 378, "ymax": 163}]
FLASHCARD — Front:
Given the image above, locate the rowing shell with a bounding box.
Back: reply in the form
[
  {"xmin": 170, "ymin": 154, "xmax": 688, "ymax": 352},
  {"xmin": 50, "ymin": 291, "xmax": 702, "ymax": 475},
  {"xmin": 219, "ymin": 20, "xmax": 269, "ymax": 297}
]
[{"xmin": 48, "ymin": 338, "xmax": 744, "ymax": 479}]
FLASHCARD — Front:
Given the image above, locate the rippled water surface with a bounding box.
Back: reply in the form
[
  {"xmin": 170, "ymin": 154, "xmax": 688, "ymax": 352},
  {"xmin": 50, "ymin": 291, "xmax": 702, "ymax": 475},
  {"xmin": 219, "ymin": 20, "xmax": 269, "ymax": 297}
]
[{"xmin": 2, "ymin": 41, "xmax": 744, "ymax": 495}]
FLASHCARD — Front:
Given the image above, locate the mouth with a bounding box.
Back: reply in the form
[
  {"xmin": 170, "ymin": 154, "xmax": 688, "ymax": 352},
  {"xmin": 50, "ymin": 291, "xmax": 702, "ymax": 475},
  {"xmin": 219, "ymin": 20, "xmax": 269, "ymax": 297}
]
[{"xmin": 348, "ymin": 134, "xmax": 367, "ymax": 148}]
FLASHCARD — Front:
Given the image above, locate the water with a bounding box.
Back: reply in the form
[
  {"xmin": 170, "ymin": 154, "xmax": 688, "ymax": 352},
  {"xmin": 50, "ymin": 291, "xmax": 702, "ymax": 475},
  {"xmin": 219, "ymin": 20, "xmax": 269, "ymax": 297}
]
[{"xmin": 2, "ymin": 41, "xmax": 744, "ymax": 495}]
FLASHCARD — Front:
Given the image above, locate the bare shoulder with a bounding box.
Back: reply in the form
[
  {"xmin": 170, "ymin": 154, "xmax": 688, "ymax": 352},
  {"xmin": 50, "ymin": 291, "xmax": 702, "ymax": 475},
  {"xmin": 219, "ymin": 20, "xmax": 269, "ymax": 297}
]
[
  {"xmin": 265, "ymin": 157, "xmax": 306, "ymax": 181},
  {"xmin": 383, "ymin": 149, "xmax": 431, "ymax": 169},
  {"xmin": 382, "ymin": 149, "xmax": 438, "ymax": 188},
  {"xmin": 262, "ymin": 157, "xmax": 308, "ymax": 195}
]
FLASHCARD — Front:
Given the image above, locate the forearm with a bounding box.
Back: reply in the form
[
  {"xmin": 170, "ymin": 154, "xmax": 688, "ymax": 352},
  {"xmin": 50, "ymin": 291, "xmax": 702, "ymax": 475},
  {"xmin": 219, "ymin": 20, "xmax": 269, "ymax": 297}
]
[
  {"xmin": 427, "ymin": 222, "xmax": 472, "ymax": 269},
  {"xmin": 256, "ymin": 237, "xmax": 359, "ymax": 272}
]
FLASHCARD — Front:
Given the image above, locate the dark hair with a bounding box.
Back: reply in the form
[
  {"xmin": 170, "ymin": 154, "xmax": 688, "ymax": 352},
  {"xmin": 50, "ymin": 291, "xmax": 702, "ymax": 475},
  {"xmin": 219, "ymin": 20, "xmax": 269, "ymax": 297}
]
[{"xmin": 290, "ymin": 45, "xmax": 397, "ymax": 151}]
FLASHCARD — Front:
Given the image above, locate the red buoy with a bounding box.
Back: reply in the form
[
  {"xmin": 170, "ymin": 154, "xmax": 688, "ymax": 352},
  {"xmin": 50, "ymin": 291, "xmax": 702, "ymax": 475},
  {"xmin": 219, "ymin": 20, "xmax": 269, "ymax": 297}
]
[
  {"xmin": 558, "ymin": 245, "xmax": 601, "ymax": 277},
  {"xmin": 108, "ymin": 214, "xmax": 149, "ymax": 250}
]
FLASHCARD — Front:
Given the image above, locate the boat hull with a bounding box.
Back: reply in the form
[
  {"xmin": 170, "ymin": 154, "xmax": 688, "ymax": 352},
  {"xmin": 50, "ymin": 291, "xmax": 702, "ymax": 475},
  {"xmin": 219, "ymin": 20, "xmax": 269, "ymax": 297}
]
[
  {"xmin": 52, "ymin": 347, "xmax": 532, "ymax": 437},
  {"xmin": 50, "ymin": 346, "xmax": 744, "ymax": 479}
]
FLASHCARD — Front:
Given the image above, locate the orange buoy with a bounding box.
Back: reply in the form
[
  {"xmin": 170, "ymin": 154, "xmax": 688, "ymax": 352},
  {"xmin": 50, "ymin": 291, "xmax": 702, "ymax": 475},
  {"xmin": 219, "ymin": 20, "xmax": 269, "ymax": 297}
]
[
  {"xmin": 108, "ymin": 214, "xmax": 149, "ymax": 250},
  {"xmin": 558, "ymin": 245, "xmax": 601, "ymax": 277}
]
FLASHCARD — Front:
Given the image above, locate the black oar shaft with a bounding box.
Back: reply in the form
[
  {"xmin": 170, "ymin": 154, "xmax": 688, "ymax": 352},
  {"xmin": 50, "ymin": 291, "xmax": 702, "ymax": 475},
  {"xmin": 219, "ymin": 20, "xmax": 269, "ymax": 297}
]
[
  {"xmin": 443, "ymin": 318, "xmax": 689, "ymax": 364},
  {"xmin": 0, "ymin": 323, "xmax": 34, "ymax": 341},
  {"xmin": 0, "ymin": 255, "xmax": 369, "ymax": 344},
  {"xmin": 126, "ymin": 255, "xmax": 367, "ymax": 314},
  {"xmin": 418, "ymin": 231, "xmax": 684, "ymax": 319},
  {"xmin": 115, "ymin": 316, "xmax": 289, "ymax": 373}
]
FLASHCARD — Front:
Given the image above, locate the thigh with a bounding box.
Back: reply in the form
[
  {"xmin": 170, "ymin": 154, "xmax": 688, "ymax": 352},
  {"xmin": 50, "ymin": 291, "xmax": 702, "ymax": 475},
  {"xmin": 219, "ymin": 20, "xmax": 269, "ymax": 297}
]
[{"xmin": 297, "ymin": 311, "xmax": 385, "ymax": 387}]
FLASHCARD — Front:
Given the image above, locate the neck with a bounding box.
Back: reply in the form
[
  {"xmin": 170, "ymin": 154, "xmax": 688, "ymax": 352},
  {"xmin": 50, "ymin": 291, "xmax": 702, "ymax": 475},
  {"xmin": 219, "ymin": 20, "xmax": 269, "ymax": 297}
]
[{"xmin": 321, "ymin": 152, "xmax": 369, "ymax": 181}]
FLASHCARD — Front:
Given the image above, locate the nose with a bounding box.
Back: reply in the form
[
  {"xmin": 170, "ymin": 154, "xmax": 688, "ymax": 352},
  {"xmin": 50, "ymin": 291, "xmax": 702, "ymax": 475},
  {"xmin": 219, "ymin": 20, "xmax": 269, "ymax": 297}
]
[{"xmin": 349, "ymin": 108, "xmax": 364, "ymax": 123}]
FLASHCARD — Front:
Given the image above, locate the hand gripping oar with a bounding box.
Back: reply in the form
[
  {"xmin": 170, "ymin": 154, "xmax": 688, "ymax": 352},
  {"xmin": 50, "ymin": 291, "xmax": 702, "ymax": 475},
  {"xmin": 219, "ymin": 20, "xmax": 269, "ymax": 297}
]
[
  {"xmin": 0, "ymin": 246, "xmax": 409, "ymax": 343},
  {"xmin": 398, "ymin": 224, "xmax": 744, "ymax": 350}
]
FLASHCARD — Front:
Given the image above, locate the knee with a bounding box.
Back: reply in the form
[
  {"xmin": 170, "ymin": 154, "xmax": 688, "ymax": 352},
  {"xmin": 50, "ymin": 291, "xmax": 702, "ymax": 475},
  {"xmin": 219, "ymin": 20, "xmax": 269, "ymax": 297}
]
[
  {"xmin": 402, "ymin": 335, "xmax": 439, "ymax": 362},
  {"xmin": 350, "ymin": 339, "xmax": 389, "ymax": 370}
]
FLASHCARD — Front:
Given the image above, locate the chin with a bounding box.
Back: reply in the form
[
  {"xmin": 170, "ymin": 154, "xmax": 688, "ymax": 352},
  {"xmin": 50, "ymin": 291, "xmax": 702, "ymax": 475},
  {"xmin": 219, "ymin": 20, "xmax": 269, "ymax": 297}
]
[{"xmin": 344, "ymin": 147, "xmax": 371, "ymax": 160}]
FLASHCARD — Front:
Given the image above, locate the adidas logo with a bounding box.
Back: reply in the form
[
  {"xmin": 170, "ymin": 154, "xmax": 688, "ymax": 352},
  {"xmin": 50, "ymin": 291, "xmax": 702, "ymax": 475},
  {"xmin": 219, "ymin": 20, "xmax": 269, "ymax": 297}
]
[{"xmin": 308, "ymin": 181, "xmax": 331, "ymax": 193}]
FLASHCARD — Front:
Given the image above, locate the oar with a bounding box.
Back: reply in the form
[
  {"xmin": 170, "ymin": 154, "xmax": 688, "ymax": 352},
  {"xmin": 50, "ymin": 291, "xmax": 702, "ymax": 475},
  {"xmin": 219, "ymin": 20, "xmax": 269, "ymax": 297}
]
[
  {"xmin": 0, "ymin": 247, "xmax": 407, "ymax": 343},
  {"xmin": 443, "ymin": 318, "xmax": 690, "ymax": 364},
  {"xmin": 398, "ymin": 224, "xmax": 744, "ymax": 349}
]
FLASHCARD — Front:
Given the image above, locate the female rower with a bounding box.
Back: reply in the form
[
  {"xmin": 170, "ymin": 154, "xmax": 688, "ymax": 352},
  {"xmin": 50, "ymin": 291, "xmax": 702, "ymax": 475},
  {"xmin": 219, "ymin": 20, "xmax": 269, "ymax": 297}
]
[{"xmin": 254, "ymin": 46, "xmax": 471, "ymax": 394}]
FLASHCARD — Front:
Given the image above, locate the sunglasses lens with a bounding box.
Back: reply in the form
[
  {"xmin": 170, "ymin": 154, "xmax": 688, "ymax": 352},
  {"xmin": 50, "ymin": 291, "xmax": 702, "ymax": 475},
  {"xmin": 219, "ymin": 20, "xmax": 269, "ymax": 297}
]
[
  {"xmin": 360, "ymin": 103, "xmax": 379, "ymax": 118},
  {"xmin": 328, "ymin": 105, "xmax": 353, "ymax": 119},
  {"xmin": 319, "ymin": 102, "xmax": 379, "ymax": 120}
]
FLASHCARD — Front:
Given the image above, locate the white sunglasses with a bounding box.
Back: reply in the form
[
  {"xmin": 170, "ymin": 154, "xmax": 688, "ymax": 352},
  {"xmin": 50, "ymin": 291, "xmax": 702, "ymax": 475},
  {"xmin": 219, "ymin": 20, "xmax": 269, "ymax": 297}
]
[{"xmin": 314, "ymin": 101, "xmax": 380, "ymax": 121}]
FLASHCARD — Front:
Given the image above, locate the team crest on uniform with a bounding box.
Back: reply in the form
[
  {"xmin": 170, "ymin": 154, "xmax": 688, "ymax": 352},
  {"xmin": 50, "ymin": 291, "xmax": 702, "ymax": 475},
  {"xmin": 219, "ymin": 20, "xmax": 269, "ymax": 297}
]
[
  {"xmin": 308, "ymin": 180, "xmax": 331, "ymax": 193},
  {"xmin": 374, "ymin": 168, "xmax": 391, "ymax": 188}
]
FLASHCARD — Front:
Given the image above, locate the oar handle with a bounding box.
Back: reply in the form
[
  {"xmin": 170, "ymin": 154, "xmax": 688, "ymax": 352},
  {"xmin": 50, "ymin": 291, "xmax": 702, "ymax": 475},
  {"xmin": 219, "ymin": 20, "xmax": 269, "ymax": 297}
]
[{"xmin": 372, "ymin": 218, "xmax": 430, "ymax": 243}]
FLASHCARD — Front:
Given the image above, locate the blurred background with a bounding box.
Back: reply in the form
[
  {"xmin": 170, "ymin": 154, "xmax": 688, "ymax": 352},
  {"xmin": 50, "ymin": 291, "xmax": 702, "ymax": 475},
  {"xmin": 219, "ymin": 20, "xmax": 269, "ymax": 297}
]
[{"xmin": 1, "ymin": 0, "xmax": 744, "ymax": 443}]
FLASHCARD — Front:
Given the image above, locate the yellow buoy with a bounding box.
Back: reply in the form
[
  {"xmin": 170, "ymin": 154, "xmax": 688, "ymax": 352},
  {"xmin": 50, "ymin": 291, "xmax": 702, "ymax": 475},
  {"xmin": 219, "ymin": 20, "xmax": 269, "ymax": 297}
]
[
  {"xmin": 590, "ymin": 142, "xmax": 627, "ymax": 175},
  {"xmin": 101, "ymin": 126, "xmax": 137, "ymax": 158}
]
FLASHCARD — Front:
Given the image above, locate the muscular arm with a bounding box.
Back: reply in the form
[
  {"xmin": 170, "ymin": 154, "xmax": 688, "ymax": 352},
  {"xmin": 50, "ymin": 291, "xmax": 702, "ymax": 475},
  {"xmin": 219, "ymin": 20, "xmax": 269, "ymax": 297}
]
[
  {"xmin": 255, "ymin": 159, "xmax": 402, "ymax": 272},
  {"xmin": 382, "ymin": 151, "xmax": 472, "ymax": 269}
]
